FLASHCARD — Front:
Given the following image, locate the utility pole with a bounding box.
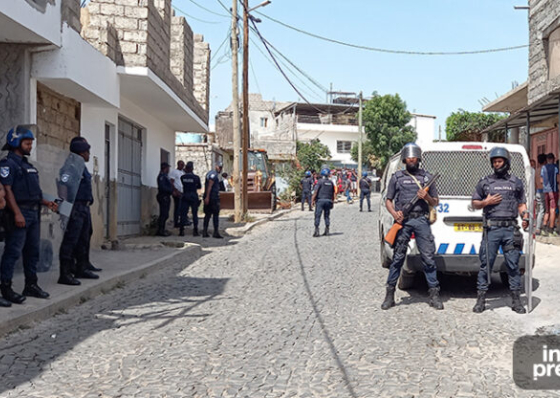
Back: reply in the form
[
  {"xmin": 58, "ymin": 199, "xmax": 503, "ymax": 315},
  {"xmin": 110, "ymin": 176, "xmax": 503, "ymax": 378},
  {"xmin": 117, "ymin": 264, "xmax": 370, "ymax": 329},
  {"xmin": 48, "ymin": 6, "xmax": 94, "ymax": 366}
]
[
  {"xmin": 231, "ymin": 0, "xmax": 241, "ymax": 223},
  {"xmin": 241, "ymin": 0, "xmax": 250, "ymax": 217},
  {"xmin": 357, "ymin": 91, "xmax": 363, "ymax": 196}
]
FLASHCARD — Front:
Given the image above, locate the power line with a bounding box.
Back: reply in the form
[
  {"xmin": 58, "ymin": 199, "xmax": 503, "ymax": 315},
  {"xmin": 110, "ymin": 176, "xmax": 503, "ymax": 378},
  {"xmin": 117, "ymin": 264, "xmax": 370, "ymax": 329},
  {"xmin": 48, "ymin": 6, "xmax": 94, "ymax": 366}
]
[
  {"xmin": 255, "ymin": 11, "xmax": 529, "ymax": 56},
  {"xmin": 210, "ymin": 27, "xmax": 232, "ymax": 64},
  {"xmin": 186, "ymin": 0, "xmax": 230, "ymax": 18},
  {"xmin": 172, "ymin": 5, "xmax": 223, "ymax": 24}
]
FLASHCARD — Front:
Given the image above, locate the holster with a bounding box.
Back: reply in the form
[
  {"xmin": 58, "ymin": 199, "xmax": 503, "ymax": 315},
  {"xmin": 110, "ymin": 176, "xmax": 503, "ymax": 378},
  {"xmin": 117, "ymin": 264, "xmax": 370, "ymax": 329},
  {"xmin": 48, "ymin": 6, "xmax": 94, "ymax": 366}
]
[{"xmin": 513, "ymin": 226, "xmax": 524, "ymax": 250}]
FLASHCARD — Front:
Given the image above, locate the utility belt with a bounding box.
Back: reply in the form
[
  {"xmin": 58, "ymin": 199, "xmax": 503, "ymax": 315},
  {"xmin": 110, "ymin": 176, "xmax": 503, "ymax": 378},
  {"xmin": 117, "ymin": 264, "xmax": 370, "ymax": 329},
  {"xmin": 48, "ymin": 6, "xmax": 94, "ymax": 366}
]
[
  {"xmin": 483, "ymin": 218, "xmax": 517, "ymax": 228},
  {"xmin": 407, "ymin": 211, "xmax": 428, "ymax": 219},
  {"xmin": 17, "ymin": 202, "xmax": 40, "ymax": 211}
]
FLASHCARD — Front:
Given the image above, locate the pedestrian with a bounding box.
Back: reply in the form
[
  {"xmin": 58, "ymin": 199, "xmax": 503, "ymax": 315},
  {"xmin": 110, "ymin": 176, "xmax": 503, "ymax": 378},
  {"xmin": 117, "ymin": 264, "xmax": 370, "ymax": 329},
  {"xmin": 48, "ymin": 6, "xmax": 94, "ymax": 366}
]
[
  {"xmin": 344, "ymin": 178, "xmax": 353, "ymax": 204},
  {"xmin": 535, "ymin": 153, "xmax": 546, "ymax": 235},
  {"xmin": 350, "ymin": 169, "xmax": 358, "ymax": 197},
  {"xmin": 169, "ymin": 160, "xmax": 187, "ymax": 228},
  {"xmin": 58, "ymin": 137, "xmax": 99, "ymax": 285},
  {"xmin": 300, "ymin": 170, "xmax": 313, "ymax": 211},
  {"xmin": 381, "ymin": 142, "xmax": 443, "ymax": 311},
  {"xmin": 180, "ymin": 161, "xmax": 201, "ymax": 237},
  {"xmin": 156, "ymin": 162, "xmax": 173, "ymax": 236},
  {"xmin": 203, "ymin": 162, "xmax": 223, "ymax": 238},
  {"xmin": 312, "ymin": 168, "xmax": 336, "ymax": 237},
  {"xmin": 0, "ymin": 125, "xmax": 58, "ymax": 305},
  {"xmin": 541, "ymin": 153, "xmax": 559, "ymax": 236},
  {"xmin": 221, "ymin": 173, "xmax": 231, "ymax": 192},
  {"xmin": 359, "ymin": 171, "xmax": 372, "ymax": 212},
  {"xmin": 471, "ymin": 147, "xmax": 529, "ymax": 314}
]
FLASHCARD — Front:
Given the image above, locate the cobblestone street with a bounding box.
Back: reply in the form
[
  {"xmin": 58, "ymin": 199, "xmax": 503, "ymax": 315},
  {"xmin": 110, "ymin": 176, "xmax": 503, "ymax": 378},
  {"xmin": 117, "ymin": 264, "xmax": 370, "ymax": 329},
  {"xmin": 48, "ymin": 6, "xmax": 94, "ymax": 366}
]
[{"xmin": 0, "ymin": 196, "xmax": 558, "ymax": 398}]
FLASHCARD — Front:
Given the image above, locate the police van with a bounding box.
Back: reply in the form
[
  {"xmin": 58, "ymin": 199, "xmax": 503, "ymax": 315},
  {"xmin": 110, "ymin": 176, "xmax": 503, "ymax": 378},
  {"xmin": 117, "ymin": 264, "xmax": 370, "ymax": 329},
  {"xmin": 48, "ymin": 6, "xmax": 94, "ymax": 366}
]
[{"xmin": 378, "ymin": 142, "xmax": 534, "ymax": 289}]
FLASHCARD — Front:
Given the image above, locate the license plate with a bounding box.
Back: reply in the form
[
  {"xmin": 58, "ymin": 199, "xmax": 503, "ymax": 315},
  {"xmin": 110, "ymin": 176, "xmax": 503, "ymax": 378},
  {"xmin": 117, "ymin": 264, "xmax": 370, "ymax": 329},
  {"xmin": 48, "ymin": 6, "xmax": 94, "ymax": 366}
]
[{"xmin": 454, "ymin": 223, "xmax": 483, "ymax": 232}]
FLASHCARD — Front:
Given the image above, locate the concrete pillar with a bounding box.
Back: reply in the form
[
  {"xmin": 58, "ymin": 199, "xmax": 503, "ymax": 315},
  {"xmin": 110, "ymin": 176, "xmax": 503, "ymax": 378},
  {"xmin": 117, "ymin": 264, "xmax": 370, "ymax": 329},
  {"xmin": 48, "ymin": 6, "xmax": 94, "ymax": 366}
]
[{"xmin": 509, "ymin": 127, "xmax": 520, "ymax": 144}]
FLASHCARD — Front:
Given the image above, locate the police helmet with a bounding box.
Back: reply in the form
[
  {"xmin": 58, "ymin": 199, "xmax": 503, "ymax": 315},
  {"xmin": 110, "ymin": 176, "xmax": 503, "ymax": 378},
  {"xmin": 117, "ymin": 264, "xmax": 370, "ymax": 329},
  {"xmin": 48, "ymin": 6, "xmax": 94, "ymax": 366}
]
[
  {"xmin": 4, "ymin": 125, "xmax": 35, "ymax": 150},
  {"xmin": 489, "ymin": 146, "xmax": 511, "ymax": 175},
  {"xmin": 400, "ymin": 142, "xmax": 422, "ymax": 163},
  {"xmin": 320, "ymin": 168, "xmax": 330, "ymax": 177},
  {"xmin": 362, "ymin": 171, "xmax": 367, "ymax": 177},
  {"xmin": 305, "ymin": 170, "xmax": 311, "ymax": 177}
]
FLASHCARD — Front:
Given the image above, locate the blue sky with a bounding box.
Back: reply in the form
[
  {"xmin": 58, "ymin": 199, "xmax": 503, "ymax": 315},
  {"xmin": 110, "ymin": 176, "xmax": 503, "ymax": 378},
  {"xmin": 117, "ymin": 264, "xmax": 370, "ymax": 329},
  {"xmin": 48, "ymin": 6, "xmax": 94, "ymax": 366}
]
[{"xmin": 174, "ymin": 0, "xmax": 529, "ymax": 133}]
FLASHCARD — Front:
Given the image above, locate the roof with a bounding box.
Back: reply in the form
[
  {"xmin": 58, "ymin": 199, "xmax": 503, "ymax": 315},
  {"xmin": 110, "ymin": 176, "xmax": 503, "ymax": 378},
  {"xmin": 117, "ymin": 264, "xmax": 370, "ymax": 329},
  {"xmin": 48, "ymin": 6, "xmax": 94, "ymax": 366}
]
[
  {"xmin": 274, "ymin": 101, "xmax": 359, "ymax": 116},
  {"xmin": 482, "ymin": 82, "xmax": 528, "ymax": 113}
]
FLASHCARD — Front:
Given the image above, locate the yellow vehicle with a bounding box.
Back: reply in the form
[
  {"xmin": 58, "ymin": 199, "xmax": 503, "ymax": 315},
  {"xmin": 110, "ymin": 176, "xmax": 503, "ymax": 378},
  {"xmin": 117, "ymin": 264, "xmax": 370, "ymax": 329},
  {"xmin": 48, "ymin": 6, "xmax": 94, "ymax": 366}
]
[{"xmin": 220, "ymin": 148, "xmax": 277, "ymax": 212}]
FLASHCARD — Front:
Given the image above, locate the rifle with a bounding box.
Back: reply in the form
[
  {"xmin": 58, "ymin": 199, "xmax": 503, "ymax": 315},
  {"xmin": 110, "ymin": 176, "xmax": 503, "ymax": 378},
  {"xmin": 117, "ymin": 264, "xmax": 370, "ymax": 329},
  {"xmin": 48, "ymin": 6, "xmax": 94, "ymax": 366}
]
[{"xmin": 384, "ymin": 173, "xmax": 440, "ymax": 247}]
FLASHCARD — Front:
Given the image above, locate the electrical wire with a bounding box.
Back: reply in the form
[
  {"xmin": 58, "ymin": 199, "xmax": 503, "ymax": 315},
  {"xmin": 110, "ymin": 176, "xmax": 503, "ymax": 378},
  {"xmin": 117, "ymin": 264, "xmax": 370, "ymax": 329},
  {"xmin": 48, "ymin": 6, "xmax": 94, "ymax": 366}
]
[
  {"xmin": 210, "ymin": 27, "xmax": 232, "ymax": 64},
  {"xmin": 172, "ymin": 5, "xmax": 223, "ymax": 24},
  {"xmin": 255, "ymin": 11, "xmax": 529, "ymax": 56},
  {"xmin": 186, "ymin": 0, "xmax": 230, "ymax": 18}
]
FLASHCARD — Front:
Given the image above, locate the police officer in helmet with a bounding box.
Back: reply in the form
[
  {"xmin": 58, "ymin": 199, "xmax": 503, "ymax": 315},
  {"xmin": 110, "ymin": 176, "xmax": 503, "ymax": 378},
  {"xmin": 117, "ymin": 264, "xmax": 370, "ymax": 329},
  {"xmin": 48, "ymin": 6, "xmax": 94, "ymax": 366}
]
[
  {"xmin": 203, "ymin": 162, "xmax": 223, "ymax": 238},
  {"xmin": 472, "ymin": 147, "xmax": 529, "ymax": 314},
  {"xmin": 382, "ymin": 143, "xmax": 443, "ymax": 310},
  {"xmin": 0, "ymin": 125, "xmax": 58, "ymax": 305},
  {"xmin": 300, "ymin": 170, "xmax": 313, "ymax": 211},
  {"xmin": 312, "ymin": 168, "xmax": 336, "ymax": 237},
  {"xmin": 359, "ymin": 171, "xmax": 372, "ymax": 212}
]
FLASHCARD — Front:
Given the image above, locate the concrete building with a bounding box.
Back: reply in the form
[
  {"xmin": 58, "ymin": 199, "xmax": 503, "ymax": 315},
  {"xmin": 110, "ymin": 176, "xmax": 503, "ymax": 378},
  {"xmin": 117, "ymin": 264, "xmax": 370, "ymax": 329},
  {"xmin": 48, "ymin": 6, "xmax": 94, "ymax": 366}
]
[
  {"xmin": 0, "ymin": 0, "xmax": 210, "ymax": 245},
  {"xmin": 482, "ymin": 0, "xmax": 560, "ymax": 161}
]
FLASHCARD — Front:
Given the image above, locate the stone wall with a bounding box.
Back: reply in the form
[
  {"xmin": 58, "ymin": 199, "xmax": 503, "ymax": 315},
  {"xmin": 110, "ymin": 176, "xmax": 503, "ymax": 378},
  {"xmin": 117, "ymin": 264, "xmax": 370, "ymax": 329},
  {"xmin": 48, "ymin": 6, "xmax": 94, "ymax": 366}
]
[
  {"xmin": 81, "ymin": 0, "xmax": 209, "ymax": 125},
  {"xmin": 216, "ymin": 110, "xmax": 234, "ymax": 150},
  {"xmin": 62, "ymin": 0, "xmax": 82, "ymax": 32},
  {"xmin": 194, "ymin": 34, "xmax": 210, "ymax": 111},
  {"xmin": 175, "ymin": 143, "xmax": 216, "ymax": 178},
  {"xmin": 528, "ymin": 0, "xmax": 560, "ymax": 104}
]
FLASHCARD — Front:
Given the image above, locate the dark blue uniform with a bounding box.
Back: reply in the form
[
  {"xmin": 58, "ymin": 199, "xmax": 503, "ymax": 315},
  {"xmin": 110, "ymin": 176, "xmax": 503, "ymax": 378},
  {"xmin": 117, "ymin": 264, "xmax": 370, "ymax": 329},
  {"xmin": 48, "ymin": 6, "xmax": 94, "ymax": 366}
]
[
  {"xmin": 359, "ymin": 177, "xmax": 372, "ymax": 211},
  {"xmin": 180, "ymin": 172, "xmax": 201, "ymax": 230},
  {"xmin": 59, "ymin": 164, "xmax": 93, "ymax": 275},
  {"xmin": 203, "ymin": 170, "xmax": 220, "ymax": 233},
  {"xmin": 0, "ymin": 152, "xmax": 43, "ymax": 285},
  {"xmin": 301, "ymin": 176, "xmax": 313, "ymax": 211},
  {"xmin": 385, "ymin": 169, "xmax": 439, "ymax": 288},
  {"xmin": 314, "ymin": 177, "xmax": 335, "ymax": 228},
  {"xmin": 472, "ymin": 173, "xmax": 525, "ymax": 291},
  {"xmin": 157, "ymin": 172, "xmax": 173, "ymax": 234}
]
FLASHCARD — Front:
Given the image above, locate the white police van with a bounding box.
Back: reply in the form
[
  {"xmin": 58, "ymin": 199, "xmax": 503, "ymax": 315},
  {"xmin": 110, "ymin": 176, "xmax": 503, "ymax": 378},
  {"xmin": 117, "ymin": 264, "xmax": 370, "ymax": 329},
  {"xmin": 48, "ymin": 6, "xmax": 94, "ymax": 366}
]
[{"xmin": 378, "ymin": 142, "xmax": 534, "ymax": 289}]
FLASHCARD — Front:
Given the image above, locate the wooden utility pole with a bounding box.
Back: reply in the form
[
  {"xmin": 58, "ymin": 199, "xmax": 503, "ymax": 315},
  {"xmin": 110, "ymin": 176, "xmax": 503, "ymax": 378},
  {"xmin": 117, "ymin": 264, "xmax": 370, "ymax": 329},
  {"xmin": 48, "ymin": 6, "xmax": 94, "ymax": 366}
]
[
  {"xmin": 242, "ymin": 0, "xmax": 249, "ymax": 217},
  {"xmin": 231, "ymin": 0, "xmax": 242, "ymax": 222},
  {"xmin": 357, "ymin": 91, "xmax": 363, "ymax": 195}
]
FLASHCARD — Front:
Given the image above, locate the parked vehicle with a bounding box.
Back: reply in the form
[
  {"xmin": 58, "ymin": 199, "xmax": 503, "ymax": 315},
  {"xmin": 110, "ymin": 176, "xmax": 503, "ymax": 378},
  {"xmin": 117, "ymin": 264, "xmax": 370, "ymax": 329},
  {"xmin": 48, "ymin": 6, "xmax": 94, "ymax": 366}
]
[{"xmin": 378, "ymin": 142, "xmax": 534, "ymax": 289}]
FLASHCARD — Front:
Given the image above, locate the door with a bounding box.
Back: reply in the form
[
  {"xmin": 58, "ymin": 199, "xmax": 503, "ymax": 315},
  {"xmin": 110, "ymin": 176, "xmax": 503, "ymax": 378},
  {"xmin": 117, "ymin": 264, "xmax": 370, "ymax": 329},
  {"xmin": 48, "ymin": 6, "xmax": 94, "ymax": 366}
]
[
  {"xmin": 117, "ymin": 118, "xmax": 142, "ymax": 236},
  {"xmin": 104, "ymin": 124, "xmax": 111, "ymax": 238}
]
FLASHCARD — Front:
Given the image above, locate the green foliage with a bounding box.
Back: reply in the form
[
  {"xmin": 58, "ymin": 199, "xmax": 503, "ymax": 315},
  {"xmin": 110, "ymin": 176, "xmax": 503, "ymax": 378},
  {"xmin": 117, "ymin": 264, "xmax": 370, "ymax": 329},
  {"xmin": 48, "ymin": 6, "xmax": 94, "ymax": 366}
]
[
  {"xmin": 350, "ymin": 140, "xmax": 382, "ymax": 169},
  {"xmin": 362, "ymin": 92, "xmax": 417, "ymax": 170},
  {"xmin": 296, "ymin": 139, "xmax": 331, "ymax": 172},
  {"xmin": 445, "ymin": 110, "xmax": 506, "ymax": 142},
  {"xmin": 279, "ymin": 164, "xmax": 305, "ymax": 200}
]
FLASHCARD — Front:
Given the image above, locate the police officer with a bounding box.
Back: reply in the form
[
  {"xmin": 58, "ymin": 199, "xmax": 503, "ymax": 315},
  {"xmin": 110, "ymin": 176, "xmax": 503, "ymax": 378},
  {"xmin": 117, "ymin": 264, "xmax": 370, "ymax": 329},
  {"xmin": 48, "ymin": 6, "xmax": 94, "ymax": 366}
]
[
  {"xmin": 472, "ymin": 147, "xmax": 529, "ymax": 314},
  {"xmin": 0, "ymin": 182, "xmax": 10, "ymax": 307},
  {"xmin": 381, "ymin": 143, "xmax": 443, "ymax": 310},
  {"xmin": 58, "ymin": 137, "xmax": 99, "ymax": 285},
  {"xmin": 180, "ymin": 161, "xmax": 201, "ymax": 237},
  {"xmin": 203, "ymin": 162, "xmax": 223, "ymax": 238},
  {"xmin": 359, "ymin": 171, "xmax": 372, "ymax": 212},
  {"xmin": 300, "ymin": 171, "xmax": 313, "ymax": 211},
  {"xmin": 156, "ymin": 162, "xmax": 173, "ymax": 236},
  {"xmin": 312, "ymin": 168, "xmax": 336, "ymax": 237},
  {"xmin": 0, "ymin": 125, "xmax": 58, "ymax": 304}
]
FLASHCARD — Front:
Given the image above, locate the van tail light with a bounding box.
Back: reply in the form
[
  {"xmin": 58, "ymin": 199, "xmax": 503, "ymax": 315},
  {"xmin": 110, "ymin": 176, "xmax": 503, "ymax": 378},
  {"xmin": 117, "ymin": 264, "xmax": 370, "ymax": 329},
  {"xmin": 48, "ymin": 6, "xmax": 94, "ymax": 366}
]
[{"xmin": 462, "ymin": 145, "xmax": 483, "ymax": 150}]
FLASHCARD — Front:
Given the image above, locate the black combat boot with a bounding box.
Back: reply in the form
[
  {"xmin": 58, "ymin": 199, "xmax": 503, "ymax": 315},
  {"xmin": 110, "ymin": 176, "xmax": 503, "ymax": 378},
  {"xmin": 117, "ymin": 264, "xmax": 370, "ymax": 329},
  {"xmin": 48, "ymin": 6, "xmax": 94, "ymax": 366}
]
[
  {"xmin": 75, "ymin": 269, "xmax": 100, "ymax": 280},
  {"xmin": 22, "ymin": 282, "xmax": 49, "ymax": 299},
  {"xmin": 472, "ymin": 290, "xmax": 486, "ymax": 313},
  {"xmin": 202, "ymin": 228, "xmax": 210, "ymax": 238},
  {"xmin": 381, "ymin": 286, "xmax": 396, "ymax": 310},
  {"xmin": 193, "ymin": 226, "xmax": 199, "ymax": 237},
  {"xmin": 428, "ymin": 287, "xmax": 444, "ymax": 310},
  {"xmin": 323, "ymin": 226, "xmax": 330, "ymax": 236},
  {"xmin": 179, "ymin": 227, "xmax": 185, "ymax": 237},
  {"xmin": 511, "ymin": 290, "xmax": 526, "ymax": 314},
  {"xmin": 1, "ymin": 281, "xmax": 25, "ymax": 304},
  {"xmin": 0, "ymin": 297, "xmax": 11, "ymax": 307},
  {"xmin": 58, "ymin": 261, "xmax": 81, "ymax": 286},
  {"xmin": 313, "ymin": 227, "xmax": 320, "ymax": 237},
  {"xmin": 212, "ymin": 231, "xmax": 223, "ymax": 239},
  {"xmin": 86, "ymin": 263, "xmax": 102, "ymax": 272}
]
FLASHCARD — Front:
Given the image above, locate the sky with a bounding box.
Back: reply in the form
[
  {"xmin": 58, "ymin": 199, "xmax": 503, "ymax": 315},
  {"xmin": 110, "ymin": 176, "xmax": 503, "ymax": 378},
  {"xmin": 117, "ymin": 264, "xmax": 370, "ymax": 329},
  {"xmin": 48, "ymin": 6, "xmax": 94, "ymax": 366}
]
[{"xmin": 173, "ymin": 0, "xmax": 529, "ymax": 135}]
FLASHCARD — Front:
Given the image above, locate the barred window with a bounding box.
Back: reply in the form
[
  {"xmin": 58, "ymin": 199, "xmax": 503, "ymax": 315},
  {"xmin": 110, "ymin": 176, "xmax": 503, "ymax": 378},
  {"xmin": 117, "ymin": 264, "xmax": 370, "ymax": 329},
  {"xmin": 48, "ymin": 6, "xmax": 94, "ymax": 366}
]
[{"xmin": 337, "ymin": 141, "xmax": 352, "ymax": 154}]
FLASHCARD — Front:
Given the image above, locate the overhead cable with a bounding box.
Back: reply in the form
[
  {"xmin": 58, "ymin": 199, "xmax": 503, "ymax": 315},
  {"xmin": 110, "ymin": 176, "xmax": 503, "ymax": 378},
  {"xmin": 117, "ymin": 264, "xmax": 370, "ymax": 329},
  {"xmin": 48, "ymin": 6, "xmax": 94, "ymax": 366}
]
[
  {"xmin": 172, "ymin": 5, "xmax": 223, "ymax": 24},
  {"xmin": 187, "ymin": 0, "xmax": 230, "ymax": 18}
]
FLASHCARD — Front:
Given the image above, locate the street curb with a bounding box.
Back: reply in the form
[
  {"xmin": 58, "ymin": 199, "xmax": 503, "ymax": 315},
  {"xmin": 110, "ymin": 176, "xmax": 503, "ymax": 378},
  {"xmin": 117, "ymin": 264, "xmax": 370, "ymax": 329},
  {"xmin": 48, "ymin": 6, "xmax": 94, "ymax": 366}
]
[
  {"xmin": 0, "ymin": 244, "xmax": 201, "ymax": 338},
  {"xmin": 225, "ymin": 208, "xmax": 298, "ymax": 237}
]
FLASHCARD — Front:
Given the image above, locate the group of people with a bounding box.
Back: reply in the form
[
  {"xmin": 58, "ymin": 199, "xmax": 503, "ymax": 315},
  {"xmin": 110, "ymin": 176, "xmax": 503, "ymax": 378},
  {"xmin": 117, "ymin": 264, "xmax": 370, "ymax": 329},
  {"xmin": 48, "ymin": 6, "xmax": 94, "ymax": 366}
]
[
  {"xmin": 533, "ymin": 152, "xmax": 560, "ymax": 237},
  {"xmin": 156, "ymin": 160, "xmax": 224, "ymax": 239},
  {"xmin": 0, "ymin": 126, "xmax": 101, "ymax": 308}
]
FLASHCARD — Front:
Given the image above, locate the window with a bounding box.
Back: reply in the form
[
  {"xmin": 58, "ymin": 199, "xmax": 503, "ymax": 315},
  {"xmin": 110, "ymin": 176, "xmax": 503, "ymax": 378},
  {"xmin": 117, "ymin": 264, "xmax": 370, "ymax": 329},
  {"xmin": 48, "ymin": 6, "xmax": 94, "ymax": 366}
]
[
  {"xmin": 548, "ymin": 26, "xmax": 560, "ymax": 80},
  {"xmin": 260, "ymin": 117, "xmax": 268, "ymax": 128},
  {"xmin": 337, "ymin": 141, "xmax": 352, "ymax": 154},
  {"xmin": 160, "ymin": 149, "xmax": 170, "ymax": 165}
]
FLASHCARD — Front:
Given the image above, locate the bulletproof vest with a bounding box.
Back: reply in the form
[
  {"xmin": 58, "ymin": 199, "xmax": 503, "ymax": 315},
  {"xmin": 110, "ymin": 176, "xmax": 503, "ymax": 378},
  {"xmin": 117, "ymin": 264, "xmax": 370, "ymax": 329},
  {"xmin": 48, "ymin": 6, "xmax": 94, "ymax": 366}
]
[
  {"xmin": 316, "ymin": 178, "xmax": 334, "ymax": 200},
  {"xmin": 394, "ymin": 170, "xmax": 430, "ymax": 213},
  {"xmin": 205, "ymin": 170, "xmax": 220, "ymax": 200},
  {"xmin": 301, "ymin": 176, "xmax": 312, "ymax": 192},
  {"xmin": 360, "ymin": 177, "xmax": 371, "ymax": 192},
  {"xmin": 2, "ymin": 153, "xmax": 42, "ymax": 205},
  {"xmin": 75, "ymin": 168, "xmax": 93, "ymax": 203},
  {"xmin": 181, "ymin": 172, "xmax": 199, "ymax": 200},
  {"xmin": 157, "ymin": 172, "xmax": 173, "ymax": 195},
  {"xmin": 482, "ymin": 174, "xmax": 521, "ymax": 219}
]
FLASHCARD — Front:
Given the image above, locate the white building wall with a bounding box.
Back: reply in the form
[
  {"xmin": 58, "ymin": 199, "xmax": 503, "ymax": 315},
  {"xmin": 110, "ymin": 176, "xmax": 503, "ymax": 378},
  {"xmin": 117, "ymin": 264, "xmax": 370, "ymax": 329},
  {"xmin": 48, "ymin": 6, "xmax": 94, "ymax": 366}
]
[
  {"xmin": 411, "ymin": 114, "xmax": 437, "ymax": 147},
  {"xmin": 0, "ymin": 0, "xmax": 62, "ymax": 46},
  {"xmin": 81, "ymin": 105, "xmax": 118, "ymax": 181},
  {"xmin": 297, "ymin": 123, "xmax": 359, "ymax": 166}
]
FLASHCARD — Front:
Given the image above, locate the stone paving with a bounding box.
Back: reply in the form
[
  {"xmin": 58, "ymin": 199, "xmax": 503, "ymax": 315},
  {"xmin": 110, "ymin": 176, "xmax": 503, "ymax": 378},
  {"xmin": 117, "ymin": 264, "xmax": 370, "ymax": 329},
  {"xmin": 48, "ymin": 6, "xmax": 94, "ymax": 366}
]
[{"xmin": 0, "ymin": 197, "xmax": 558, "ymax": 397}]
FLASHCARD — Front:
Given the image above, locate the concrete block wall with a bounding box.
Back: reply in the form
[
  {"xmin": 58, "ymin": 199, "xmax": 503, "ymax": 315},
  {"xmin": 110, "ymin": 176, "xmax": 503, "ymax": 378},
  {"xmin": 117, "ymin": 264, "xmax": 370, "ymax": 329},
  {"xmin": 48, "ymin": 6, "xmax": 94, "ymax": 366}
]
[
  {"xmin": 194, "ymin": 34, "xmax": 210, "ymax": 111},
  {"xmin": 170, "ymin": 15, "xmax": 193, "ymax": 90},
  {"xmin": 62, "ymin": 0, "xmax": 82, "ymax": 32},
  {"xmin": 81, "ymin": 0, "xmax": 209, "ymax": 125},
  {"xmin": 176, "ymin": 143, "xmax": 216, "ymax": 180},
  {"xmin": 528, "ymin": 0, "xmax": 560, "ymax": 104}
]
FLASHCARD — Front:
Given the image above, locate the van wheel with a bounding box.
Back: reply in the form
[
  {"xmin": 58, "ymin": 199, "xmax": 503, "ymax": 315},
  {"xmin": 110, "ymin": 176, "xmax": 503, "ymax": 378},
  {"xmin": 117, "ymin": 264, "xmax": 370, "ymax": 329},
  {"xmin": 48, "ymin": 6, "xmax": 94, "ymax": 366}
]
[
  {"xmin": 500, "ymin": 272, "xmax": 510, "ymax": 289},
  {"xmin": 398, "ymin": 271, "xmax": 416, "ymax": 290}
]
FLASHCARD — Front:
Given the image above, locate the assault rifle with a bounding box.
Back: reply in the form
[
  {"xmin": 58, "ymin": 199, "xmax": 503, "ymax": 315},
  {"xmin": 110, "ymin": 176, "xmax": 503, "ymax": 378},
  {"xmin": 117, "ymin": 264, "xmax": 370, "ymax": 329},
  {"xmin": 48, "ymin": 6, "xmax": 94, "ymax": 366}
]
[{"xmin": 384, "ymin": 173, "xmax": 440, "ymax": 247}]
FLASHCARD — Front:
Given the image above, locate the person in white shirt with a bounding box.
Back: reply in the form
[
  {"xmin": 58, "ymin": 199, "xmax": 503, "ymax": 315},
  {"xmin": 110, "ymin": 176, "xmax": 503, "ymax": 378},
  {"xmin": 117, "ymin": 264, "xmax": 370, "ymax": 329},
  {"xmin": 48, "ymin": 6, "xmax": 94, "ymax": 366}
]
[
  {"xmin": 169, "ymin": 160, "xmax": 187, "ymax": 228},
  {"xmin": 221, "ymin": 173, "xmax": 231, "ymax": 192}
]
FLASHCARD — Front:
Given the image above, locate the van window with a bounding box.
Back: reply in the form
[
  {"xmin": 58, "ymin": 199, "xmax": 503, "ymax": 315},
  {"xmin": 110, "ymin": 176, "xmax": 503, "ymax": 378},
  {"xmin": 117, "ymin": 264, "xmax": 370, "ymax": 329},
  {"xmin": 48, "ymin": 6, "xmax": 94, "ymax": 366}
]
[{"xmin": 422, "ymin": 151, "xmax": 527, "ymax": 197}]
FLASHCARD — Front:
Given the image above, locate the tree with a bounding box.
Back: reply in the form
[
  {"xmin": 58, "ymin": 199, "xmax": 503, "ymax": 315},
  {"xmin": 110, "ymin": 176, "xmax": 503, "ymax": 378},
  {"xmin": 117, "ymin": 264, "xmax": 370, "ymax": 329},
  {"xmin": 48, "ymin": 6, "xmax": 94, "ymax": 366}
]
[
  {"xmin": 350, "ymin": 140, "xmax": 382, "ymax": 169},
  {"xmin": 445, "ymin": 110, "xmax": 506, "ymax": 142},
  {"xmin": 296, "ymin": 139, "xmax": 331, "ymax": 172},
  {"xmin": 362, "ymin": 92, "xmax": 417, "ymax": 170}
]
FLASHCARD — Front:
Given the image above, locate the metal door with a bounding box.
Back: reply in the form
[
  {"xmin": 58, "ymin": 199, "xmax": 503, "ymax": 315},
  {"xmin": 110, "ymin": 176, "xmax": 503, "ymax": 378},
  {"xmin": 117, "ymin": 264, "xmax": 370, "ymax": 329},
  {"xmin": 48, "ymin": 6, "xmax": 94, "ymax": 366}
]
[{"xmin": 117, "ymin": 118, "xmax": 142, "ymax": 236}]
